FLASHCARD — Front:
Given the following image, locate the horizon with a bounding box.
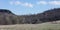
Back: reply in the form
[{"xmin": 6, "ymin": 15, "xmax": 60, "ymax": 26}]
[{"xmin": 0, "ymin": 0, "xmax": 60, "ymax": 15}]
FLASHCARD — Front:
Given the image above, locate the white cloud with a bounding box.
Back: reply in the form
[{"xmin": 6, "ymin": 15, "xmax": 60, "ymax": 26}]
[
  {"xmin": 15, "ymin": 1, "xmax": 21, "ymax": 5},
  {"xmin": 9, "ymin": 1, "xmax": 14, "ymax": 5},
  {"xmin": 37, "ymin": 1, "xmax": 60, "ymax": 5},
  {"xmin": 49, "ymin": 1, "xmax": 60, "ymax": 5},
  {"xmin": 22, "ymin": 3, "xmax": 33, "ymax": 7},
  {"xmin": 37, "ymin": 1, "xmax": 47, "ymax": 5},
  {"xmin": 29, "ymin": 4, "xmax": 33, "ymax": 7},
  {"xmin": 9, "ymin": 1, "xmax": 33, "ymax": 8}
]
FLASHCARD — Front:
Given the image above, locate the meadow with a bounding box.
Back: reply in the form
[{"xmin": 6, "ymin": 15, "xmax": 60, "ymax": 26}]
[{"xmin": 0, "ymin": 22, "xmax": 60, "ymax": 30}]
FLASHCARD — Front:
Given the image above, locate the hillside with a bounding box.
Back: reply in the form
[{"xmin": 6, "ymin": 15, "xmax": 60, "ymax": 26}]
[
  {"xmin": 18, "ymin": 8, "xmax": 60, "ymax": 24},
  {"xmin": 0, "ymin": 9, "xmax": 18, "ymax": 25},
  {"xmin": 0, "ymin": 8, "xmax": 60, "ymax": 25}
]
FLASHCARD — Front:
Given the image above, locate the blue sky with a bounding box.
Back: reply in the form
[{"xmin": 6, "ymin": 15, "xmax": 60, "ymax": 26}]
[{"xmin": 0, "ymin": 0, "xmax": 60, "ymax": 15}]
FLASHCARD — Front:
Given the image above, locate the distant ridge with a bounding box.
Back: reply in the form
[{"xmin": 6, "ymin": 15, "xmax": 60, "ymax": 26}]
[
  {"xmin": 18, "ymin": 8, "xmax": 60, "ymax": 24},
  {"xmin": 0, "ymin": 8, "xmax": 60, "ymax": 25},
  {"xmin": 0, "ymin": 9, "xmax": 13, "ymax": 14}
]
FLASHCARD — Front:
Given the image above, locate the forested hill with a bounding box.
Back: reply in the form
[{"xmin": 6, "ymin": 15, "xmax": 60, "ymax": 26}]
[
  {"xmin": 19, "ymin": 8, "xmax": 60, "ymax": 24},
  {"xmin": 0, "ymin": 8, "xmax": 60, "ymax": 25}
]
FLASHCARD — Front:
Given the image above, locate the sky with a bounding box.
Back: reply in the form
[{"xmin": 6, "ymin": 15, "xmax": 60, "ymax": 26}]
[{"xmin": 0, "ymin": 0, "xmax": 60, "ymax": 15}]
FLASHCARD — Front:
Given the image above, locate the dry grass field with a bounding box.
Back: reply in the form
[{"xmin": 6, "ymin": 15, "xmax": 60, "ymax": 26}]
[{"xmin": 0, "ymin": 21, "xmax": 60, "ymax": 30}]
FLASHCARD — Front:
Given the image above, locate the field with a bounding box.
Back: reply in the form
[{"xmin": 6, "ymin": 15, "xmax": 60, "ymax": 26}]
[{"xmin": 0, "ymin": 22, "xmax": 60, "ymax": 30}]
